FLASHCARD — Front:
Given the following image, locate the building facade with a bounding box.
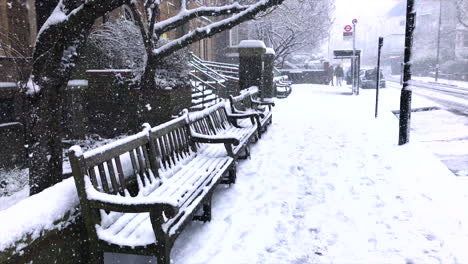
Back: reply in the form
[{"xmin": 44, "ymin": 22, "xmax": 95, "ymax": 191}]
[{"xmin": 0, "ymin": 0, "xmax": 235, "ymax": 81}]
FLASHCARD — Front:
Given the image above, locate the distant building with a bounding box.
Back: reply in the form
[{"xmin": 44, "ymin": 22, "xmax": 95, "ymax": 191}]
[
  {"xmin": 381, "ymin": 0, "xmax": 467, "ymax": 75},
  {"xmin": 455, "ymin": 1, "xmax": 468, "ymax": 59}
]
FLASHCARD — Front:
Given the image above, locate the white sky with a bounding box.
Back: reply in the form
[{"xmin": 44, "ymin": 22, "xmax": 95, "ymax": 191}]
[
  {"xmin": 324, "ymin": 0, "xmax": 403, "ymax": 56},
  {"xmin": 334, "ymin": 0, "xmax": 402, "ymax": 28}
]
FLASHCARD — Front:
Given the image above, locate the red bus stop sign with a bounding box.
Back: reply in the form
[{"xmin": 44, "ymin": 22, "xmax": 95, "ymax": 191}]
[{"xmin": 344, "ymin": 25, "xmax": 352, "ymax": 32}]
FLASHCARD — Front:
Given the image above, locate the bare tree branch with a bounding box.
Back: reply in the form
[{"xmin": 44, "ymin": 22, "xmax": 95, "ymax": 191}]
[
  {"xmin": 152, "ymin": 0, "xmax": 284, "ymax": 59},
  {"xmin": 153, "ymin": 3, "xmax": 249, "ymax": 36}
]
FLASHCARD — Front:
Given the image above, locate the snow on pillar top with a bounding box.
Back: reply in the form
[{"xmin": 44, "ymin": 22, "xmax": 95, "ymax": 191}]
[
  {"xmin": 238, "ymin": 40, "xmax": 267, "ymax": 49},
  {"xmin": 238, "ymin": 40, "xmax": 266, "ymax": 57}
]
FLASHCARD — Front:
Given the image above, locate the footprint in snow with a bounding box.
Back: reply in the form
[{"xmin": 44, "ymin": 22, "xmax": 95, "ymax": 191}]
[
  {"xmin": 424, "ymin": 233, "xmax": 437, "ymax": 241},
  {"xmin": 326, "ymin": 183, "xmax": 335, "ymax": 191},
  {"xmin": 360, "ymin": 176, "xmax": 375, "ymax": 186}
]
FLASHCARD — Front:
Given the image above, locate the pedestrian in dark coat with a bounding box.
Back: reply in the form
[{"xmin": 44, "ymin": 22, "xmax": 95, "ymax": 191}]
[
  {"xmin": 335, "ymin": 65, "xmax": 344, "ymax": 86},
  {"xmin": 327, "ymin": 64, "xmax": 334, "ymax": 86}
]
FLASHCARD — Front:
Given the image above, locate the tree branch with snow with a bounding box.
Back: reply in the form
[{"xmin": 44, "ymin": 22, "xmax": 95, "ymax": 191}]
[{"xmin": 134, "ymin": 0, "xmax": 285, "ymax": 89}]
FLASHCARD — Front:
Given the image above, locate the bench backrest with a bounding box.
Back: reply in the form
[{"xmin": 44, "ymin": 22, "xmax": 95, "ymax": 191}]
[
  {"xmin": 69, "ymin": 128, "xmax": 155, "ymax": 198},
  {"xmin": 229, "ymin": 87, "xmax": 259, "ymax": 112},
  {"xmin": 147, "ymin": 115, "xmax": 196, "ymax": 178},
  {"xmin": 189, "ymin": 101, "xmax": 231, "ymax": 137}
]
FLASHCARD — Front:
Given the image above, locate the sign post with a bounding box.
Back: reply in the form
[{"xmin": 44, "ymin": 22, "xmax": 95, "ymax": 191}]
[{"xmin": 352, "ymin": 19, "xmax": 358, "ymax": 95}]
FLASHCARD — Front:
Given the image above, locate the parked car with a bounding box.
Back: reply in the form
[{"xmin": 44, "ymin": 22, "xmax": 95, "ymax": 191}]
[
  {"xmin": 360, "ymin": 68, "xmax": 386, "ymax": 89},
  {"xmin": 345, "ymin": 67, "xmax": 386, "ymax": 89}
]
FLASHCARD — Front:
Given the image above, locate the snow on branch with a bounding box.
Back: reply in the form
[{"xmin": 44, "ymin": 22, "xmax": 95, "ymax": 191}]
[
  {"xmin": 153, "ymin": 0, "xmax": 284, "ymax": 59},
  {"xmin": 153, "ymin": 2, "xmax": 249, "ymax": 36}
]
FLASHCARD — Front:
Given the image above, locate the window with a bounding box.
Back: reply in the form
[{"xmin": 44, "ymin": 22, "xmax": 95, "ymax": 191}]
[{"xmin": 229, "ymin": 26, "xmax": 239, "ymax": 47}]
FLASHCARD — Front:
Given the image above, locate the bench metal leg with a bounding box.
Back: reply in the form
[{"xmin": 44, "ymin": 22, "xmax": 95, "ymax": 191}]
[
  {"xmin": 156, "ymin": 241, "xmax": 171, "ymax": 264},
  {"xmin": 221, "ymin": 164, "xmax": 236, "ymax": 185},
  {"xmin": 88, "ymin": 249, "xmax": 103, "ymax": 264},
  {"xmin": 193, "ymin": 198, "xmax": 212, "ymax": 222},
  {"xmin": 229, "ymin": 165, "xmax": 237, "ymax": 184},
  {"xmin": 238, "ymin": 145, "xmax": 251, "ymax": 160}
]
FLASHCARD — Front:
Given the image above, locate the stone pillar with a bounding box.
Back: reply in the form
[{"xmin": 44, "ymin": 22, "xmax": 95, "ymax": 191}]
[
  {"xmin": 238, "ymin": 40, "xmax": 266, "ymax": 98},
  {"xmin": 264, "ymin": 48, "xmax": 276, "ymax": 99}
]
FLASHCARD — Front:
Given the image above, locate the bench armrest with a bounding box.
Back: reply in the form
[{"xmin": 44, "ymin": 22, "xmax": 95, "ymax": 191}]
[
  {"xmin": 85, "ymin": 178, "xmax": 179, "ymax": 218},
  {"xmin": 251, "ymin": 99, "xmax": 275, "ymax": 107},
  {"xmin": 226, "ymin": 112, "xmax": 260, "ymax": 119},
  {"xmin": 191, "ymin": 132, "xmax": 240, "ymax": 146}
]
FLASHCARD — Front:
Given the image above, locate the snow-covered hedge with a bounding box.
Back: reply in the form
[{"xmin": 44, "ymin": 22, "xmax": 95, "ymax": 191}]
[
  {"xmin": 80, "ymin": 19, "xmax": 190, "ymax": 89},
  {"xmin": 84, "ymin": 20, "xmax": 145, "ymax": 70}
]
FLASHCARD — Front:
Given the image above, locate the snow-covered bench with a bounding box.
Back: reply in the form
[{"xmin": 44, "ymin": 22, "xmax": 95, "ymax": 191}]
[
  {"xmin": 189, "ymin": 101, "xmax": 259, "ymax": 160},
  {"xmin": 68, "ymin": 115, "xmax": 238, "ymax": 264},
  {"xmin": 275, "ymin": 78, "xmax": 292, "ymax": 98},
  {"xmin": 229, "ymin": 87, "xmax": 275, "ymax": 135}
]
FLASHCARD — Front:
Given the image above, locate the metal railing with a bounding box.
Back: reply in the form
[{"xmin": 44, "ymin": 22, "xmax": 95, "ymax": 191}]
[{"xmin": 188, "ymin": 53, "xmax": 241, "ymax": 111}]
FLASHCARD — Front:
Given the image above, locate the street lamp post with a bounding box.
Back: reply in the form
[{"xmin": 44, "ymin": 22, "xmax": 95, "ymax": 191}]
[
  {"xmin": 398, "ymin": 0, "xmax": 417, "ymax": 145},
  {"xmin": 352, "ymin": 19, "xmax": 358, "ymax": 95},
  {"xmin": 435, "ymin": 0, "xmax": 442, "ymax": 82}
]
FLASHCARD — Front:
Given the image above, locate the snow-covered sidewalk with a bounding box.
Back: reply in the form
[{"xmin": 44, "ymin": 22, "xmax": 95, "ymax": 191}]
[{"xmin": 107, "ymin": 84, "xmax": 468, "ymax": 264}]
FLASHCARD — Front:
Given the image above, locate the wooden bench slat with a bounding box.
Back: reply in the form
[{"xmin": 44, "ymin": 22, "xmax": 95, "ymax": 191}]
[
  {"xmin": 88, "ymin": 167, "xmax": 99, "ymax": 190},
  {"xmin": 97, "ymin": 163, "xmax": 111, "ymax": 193},
  {"xmin": 114, "ymin": 156, "xmax": 127, "ymax": 194},
  {"xmin": 135, "ymin": 147, "xmax": 147, "ymax": 184},
  {"xmin": 128, "ymin": 149, "xmax": 138, "ymax": 177},
  {"xmin": 106, "ymin": 160, "xmax": 120, "ymax": 195},
  {"xmin": 141, "ymin": 145, "xmax": 153, "ymax": 183}
]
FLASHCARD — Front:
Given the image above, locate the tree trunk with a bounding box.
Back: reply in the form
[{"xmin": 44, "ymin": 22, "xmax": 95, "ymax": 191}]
[
  {"xmin": 27, "ymin": 8, "xmax": 95, "ymax": 194},
  {"xmin": 141, "ymin": 54, "xmax": 159, "ymax": 90},
  {"xmin": 27, "ymin": 81, "xmax": 64, "ymax": 194}
]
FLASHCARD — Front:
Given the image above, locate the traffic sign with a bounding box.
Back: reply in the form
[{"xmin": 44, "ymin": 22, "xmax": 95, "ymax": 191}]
[
  {"xmin": 352, "ymin": 18, "xmax": 358, "ymax": 24},
  {"xmin": 343, "ymin": 32, "xmax": 353, "ymax": 40},
  {"xmin": 344, "ymin": 25, "xmax": 352, "ymax": 32}
]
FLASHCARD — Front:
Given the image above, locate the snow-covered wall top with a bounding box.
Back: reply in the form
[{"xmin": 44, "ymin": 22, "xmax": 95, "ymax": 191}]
[
  {"xmin": 238, "ymin": 40, "xmax": 266, "ymax": 49},
  {"xmin": 265, "ymin": 48, "xmax": 276, "ymax": 55},
  {"xmin": 0, "ymin": 178, "xmax": 79, "ymax": 255},
  {"xmin": 0, "ymin": 82, "xmax": 16, "ymax": 88}
]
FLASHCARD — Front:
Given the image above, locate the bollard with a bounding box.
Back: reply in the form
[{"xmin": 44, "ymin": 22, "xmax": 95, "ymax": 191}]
[
  {"xmin": 238, "ymin": 40, "xmax": 267, "ymax": 98},
  {"xmin": 264, "ymin": 48, "xmax": 276, "ymax": 99}
]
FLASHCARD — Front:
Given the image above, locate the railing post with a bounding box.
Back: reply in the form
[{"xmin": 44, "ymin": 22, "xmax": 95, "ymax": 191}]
[{"xmin": 238, "ymin": 40, "xmax": 267, "ymax": 96}]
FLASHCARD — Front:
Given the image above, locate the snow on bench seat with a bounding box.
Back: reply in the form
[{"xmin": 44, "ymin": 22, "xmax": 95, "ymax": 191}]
[{"xmin": 95, "ymin": 154, "xmax": 232, "ymax": 247}]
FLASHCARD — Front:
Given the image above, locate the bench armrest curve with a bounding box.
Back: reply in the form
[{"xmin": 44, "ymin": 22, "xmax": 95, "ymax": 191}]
[
  {"xmin": 85, "ymin": 178, "xmax": 179, "ymax": 218},
  {"xmin": 191, "ymin": 132, "xmax": 240, "ymax": 146}
]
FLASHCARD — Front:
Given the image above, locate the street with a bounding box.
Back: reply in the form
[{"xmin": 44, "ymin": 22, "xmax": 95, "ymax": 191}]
[
  {"xmin": 387, "ymin": 77, "xmax": 468, "ymax": 116},
  {"xmin": 387, "ymin": 78, "xmax": 468, "ymax": 177}
]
